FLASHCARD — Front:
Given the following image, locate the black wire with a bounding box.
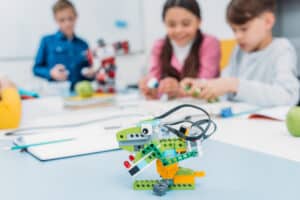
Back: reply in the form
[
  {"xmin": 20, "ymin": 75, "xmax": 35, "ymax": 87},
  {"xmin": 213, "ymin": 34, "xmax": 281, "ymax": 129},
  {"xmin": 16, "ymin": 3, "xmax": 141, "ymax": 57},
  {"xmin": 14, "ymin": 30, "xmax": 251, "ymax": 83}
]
[
  {"xmin": 154, "ymin": 104, "xmax": 217, "ymax": 142},
  {"xmin": 5, "ymin": 104, "xmax": 217, "ymax": 142},
  {"xmin": 154, "ymin": 104, "xmax": 211, "ymax": 120}
]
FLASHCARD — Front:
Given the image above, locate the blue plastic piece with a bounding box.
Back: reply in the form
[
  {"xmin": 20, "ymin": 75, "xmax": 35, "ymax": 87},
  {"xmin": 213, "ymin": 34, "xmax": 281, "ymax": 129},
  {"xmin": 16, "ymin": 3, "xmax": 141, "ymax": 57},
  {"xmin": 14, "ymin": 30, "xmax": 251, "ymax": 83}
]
[
  {"xmin": 18, "ymin": 89, "xmax": 39, "ymax": 98},
  {"xmin": 137, "ymin": 160, "xmax": 148, "ymax": 169},
  {"xmin": 115, "ymin": 20, "xmax": 128, "ymax": 29},
  {"xmin": 163, "ymin": 149, "xmax": 177, "ymax": 158},
  {"xmin": 147, "ymin": 78, "xmax": 159, "ymax": 89},
  {"xmin": 220, "ymin": 107, "xmax": 234, "ymax": 118}
]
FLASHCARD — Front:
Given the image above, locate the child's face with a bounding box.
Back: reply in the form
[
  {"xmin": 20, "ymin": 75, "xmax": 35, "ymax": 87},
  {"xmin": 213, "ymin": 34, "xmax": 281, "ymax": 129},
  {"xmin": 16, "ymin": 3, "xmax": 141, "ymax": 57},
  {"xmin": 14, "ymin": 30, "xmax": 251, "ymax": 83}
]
[
  {"xmin": 164, "ymin": 7, "xmax": 201, "ymax": 47},
  {"xmin": 55, "ymin": 8, "xmax": 77, "ymax": 38},
  {"xmin": 230, "ymin": 12, "xmax": 275, "ymax": 52}
]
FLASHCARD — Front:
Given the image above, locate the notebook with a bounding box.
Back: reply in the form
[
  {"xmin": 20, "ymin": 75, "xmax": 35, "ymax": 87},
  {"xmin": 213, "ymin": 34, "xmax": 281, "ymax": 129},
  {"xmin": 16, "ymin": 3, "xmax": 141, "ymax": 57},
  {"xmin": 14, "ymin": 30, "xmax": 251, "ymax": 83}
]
[
  {"xmin": 14, "ymin": 124, "xmax": 120, "ymax": 161},
  {"xmin": 248, "ymin": 106, "xmax": 290, "ymax": 121}
]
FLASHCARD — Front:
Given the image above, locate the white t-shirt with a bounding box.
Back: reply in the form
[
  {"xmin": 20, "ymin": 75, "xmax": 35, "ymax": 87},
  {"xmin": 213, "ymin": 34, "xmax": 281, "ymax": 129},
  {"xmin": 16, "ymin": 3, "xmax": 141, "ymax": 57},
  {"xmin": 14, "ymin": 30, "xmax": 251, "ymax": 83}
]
[
  {"xmin": 171, "ymin": 40, "xmax": 193, "ymax": 65},
  {"xmin": 222, "ymin": 38, "xmax": 300, "ymax": 106}
]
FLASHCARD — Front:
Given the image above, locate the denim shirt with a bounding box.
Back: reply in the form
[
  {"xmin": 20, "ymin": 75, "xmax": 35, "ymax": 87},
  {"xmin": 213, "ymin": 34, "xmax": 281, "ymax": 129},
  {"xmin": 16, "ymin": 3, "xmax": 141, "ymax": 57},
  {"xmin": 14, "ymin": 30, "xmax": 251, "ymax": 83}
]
[{"xmin": 33, "ymin": 31, "xmax": 90, "ymax": 89}]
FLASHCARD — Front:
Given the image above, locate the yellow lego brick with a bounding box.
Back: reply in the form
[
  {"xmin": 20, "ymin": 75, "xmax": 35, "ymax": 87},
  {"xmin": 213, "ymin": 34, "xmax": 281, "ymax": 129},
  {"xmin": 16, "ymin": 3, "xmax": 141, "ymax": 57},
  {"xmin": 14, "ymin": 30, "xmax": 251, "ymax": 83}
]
[
  {"xmin": 173, "ymin": 170, "xmax": 206, "ymax": 184},
  {"xmin": 156, "ymin": 160, "xmax": 178, "ymax": 179},
  {"xmin": 194, "ymin": 171, "xmax": 206, "ymax": 178},
  {"xmin": 175, "ymin": 148, "xmax": 187, "ymax": 154},
  {"xmin": 173, "ymin": 175, "xmax": 195, "ymax": 185}
]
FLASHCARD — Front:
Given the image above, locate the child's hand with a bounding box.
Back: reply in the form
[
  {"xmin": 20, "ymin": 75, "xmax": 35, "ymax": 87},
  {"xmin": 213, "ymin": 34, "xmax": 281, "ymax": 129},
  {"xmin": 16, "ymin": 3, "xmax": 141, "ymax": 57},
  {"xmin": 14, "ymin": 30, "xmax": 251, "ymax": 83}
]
[
  {"xmin": 197, "ymin": 78, "xmax": 239, "ymax": 100},
  {"xmin": 158, "ymin": 77, "xmax": 180, "ymax": 99},
  {"xmin": 81, "ymin": 67, "xmax": 96, "ymax": 79},
  {"xmin": 50, "ymin": 64, "xmax": 69, "ymax": 81},
  {"xmin": 180, "ymin": 78, "xmax": 199, "ymax": 97},
  {"xmin": 139, "ymin": 77, "xmax": 158, "ymax": 100}
]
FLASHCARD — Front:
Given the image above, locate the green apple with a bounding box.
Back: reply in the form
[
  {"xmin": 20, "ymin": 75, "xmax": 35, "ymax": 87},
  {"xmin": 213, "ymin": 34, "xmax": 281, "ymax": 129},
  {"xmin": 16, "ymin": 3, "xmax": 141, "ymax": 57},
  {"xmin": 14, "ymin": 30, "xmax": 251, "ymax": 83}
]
[
  {"xmin": 75, "ymin": 81, "xmax": 94, "ymax": 98},
  {"xmin": 286, "ymin": 107, "xmax": 300, "ymax": 137}
]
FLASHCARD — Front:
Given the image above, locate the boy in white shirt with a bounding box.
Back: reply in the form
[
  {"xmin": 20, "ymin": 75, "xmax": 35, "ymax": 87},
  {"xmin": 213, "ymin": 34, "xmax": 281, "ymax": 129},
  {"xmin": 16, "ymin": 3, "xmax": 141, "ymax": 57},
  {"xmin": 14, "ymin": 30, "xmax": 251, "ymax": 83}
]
[{"xmin": 181, "ymin": 0, "xmax": 299, "ymax": 106}]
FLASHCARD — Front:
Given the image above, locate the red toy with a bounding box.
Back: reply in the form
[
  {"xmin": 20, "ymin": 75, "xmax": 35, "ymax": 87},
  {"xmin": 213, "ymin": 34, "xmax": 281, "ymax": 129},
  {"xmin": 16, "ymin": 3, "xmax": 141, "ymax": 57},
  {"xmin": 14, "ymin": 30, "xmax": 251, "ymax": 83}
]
[{"xmin": 84, "ymin": 39, "xmax": 130, "ymax": 94}]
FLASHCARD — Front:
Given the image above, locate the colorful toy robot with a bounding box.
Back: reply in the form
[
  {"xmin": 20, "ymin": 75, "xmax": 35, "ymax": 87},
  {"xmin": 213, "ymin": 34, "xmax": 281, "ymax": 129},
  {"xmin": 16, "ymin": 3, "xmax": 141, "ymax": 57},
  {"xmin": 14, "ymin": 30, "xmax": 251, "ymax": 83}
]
[
  {"xmin": 86, "ymin": 39, "xmax": 129, "ymax": 93},
  {"xmin": 116, "ymin": 104, "xmax": 217, "ymax": 196}
]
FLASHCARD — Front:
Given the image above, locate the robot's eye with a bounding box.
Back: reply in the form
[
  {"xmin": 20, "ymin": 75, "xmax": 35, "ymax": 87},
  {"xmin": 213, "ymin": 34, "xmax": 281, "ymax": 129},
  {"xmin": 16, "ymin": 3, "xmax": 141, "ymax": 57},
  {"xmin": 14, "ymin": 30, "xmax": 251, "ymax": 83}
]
[
  {"xmin": 141, "ymin": 124, "xmax": 153, "ymax": 136},
  {"xmin": 142, "ymin": 128, "xmax": 149, "ymax": 135}
]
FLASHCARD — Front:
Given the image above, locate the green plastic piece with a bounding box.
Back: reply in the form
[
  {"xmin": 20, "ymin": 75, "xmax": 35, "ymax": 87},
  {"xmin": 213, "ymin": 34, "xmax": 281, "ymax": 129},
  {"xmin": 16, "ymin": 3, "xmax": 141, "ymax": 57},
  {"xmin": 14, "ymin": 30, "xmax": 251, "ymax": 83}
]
[
  {"xmin": 140, "ymin": 142, "xmax": 159, "ymax": 156},
  {"xmin": 208, "ymin": 98, "xmax": 219, "ymax": 103},
  {"xmin": 133, "ymin": 141, "xmax": 162, "ymax": 163},
  {"xmin": 133, "ymin": 152, "xmax": 143, "ymax": 163},
  {"xmin": 183, "ymin": 84, "xmax": 201, "ymax": 99},
  {"xmin": 120, "ymin": 146, "xmax": 134, "ymax": 152},
  {"xmin": 159, "ymin": 139, "xmax": 186, "ymax": 151},
  {"xmin": 116, "ymin": 127, "xmax": 141, "ymax": 142},
  {"xmin": 192, "ymin": 88, "xmax": 201, "ymax": 98},
  {"xmin": 174, "ymin": 140, "xmax": 187, "ymax": 150},
  {"xmin": 162, "ymin": 151, "xmax": 198, "ymax": 166},
  {"xmin": 169, "ymin": 183, "xmax": 195, "ymax": 190},
  {"xmin": 133, "ymin": 180, "xmax": 195, "ymax": 191},
  {"xmin": 184, "ymin": 84, "xmax": 192, "ymax": 92},
  {"xmin": 134, "ymin": 180, "xmax": 159, "ymax": 190},
  {"xmin": 145, "ymin": 152, "xmax": 157, "ymax": 163},
  {"xmin": 176, "ymin": 167, "xmax": 195, "ymax": 176}
]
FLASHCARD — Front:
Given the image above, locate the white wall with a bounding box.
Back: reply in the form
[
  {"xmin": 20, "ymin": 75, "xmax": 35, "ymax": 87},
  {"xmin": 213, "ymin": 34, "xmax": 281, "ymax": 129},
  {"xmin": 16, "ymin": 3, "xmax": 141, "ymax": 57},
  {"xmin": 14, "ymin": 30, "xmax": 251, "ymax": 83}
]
[{"xmin": 0, "ymin": 0, "xmax": 233, "ymax": 91}]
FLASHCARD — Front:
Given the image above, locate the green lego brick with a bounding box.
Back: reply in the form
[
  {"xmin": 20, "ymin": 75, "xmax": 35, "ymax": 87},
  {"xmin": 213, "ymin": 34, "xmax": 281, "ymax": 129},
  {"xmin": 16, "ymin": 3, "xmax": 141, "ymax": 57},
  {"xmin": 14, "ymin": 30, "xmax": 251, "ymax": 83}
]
[
  {"xmin": 184, "ymin": 84, "xmax": 192, "ymax": 92},
  {"xmin": 145, "ymin": 152, "xmax": 157, "ymax": 163},
  {"xmin": 140, "ymin": 141, "xmax": 159, "ymax": 156},
  {"xmin": 160, "ymin": 140, "xmax": 174, "ymax": 151},
  {"xmin": 169, "ymin": 183, "xmax": 195, "ymax": 190},
  {"xmin": 116, "ymin": 127, "xmax": 141, "ymax": 142},
  {"xmin": 208, "ymin": 98, "xmax": 219, "ymax": 103},
  {"xmin": 159, "ymin": 139, "xmax": 186, "ymax": 151},
  {"xmin": 133, "ymin": 180, "xmax": 159, "ymax": 190},
  {"xmin": 176, "ymin": 167, "xmax": 195, "ymax": 176},
  {"xmin": 192, "ymin": 88, "xmax": 201, "ymax": 98},
  {"xmin": 120, "ymin": 146, "xmax": 134, "ymax": 152},
  {"xmin": 174, "ymin": 140, "xmax": 187, "ymax": 149},
  {"xmin": 133, "ymin": 152, "xmax": 143, "ymax": 163},
  {"xmin": 133, "ymin": 180, "xmax": 195, "ymax": 191},
  {"xmin": 161, "ymin": 151, "xmax": 198, "ymax": 166},
  {"xmin": 133, "ymin": 142, "xmax": 162, "ymax": 163},
  {"xmin": 184, "ymin": 84, "xmax": 200, "ymax": 99}
]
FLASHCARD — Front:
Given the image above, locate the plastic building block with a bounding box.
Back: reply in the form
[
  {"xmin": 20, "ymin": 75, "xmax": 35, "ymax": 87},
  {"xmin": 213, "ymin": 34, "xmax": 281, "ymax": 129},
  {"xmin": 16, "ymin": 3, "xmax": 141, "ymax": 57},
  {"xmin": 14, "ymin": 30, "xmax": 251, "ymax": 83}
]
[
  {"xmin": 134, "ymin": 180, "xmax": 159, "ymax": 190},
  {"xmin": 153, "ymin": 180, "xmax": 169, "ymax": 196},
  {"xmin": 116, "ymin": 104, "xmax": 217, "ymax": 196},
  {"xmin": 192, "ymin": 88, "xmax": 201, "ymax": 98},
  {"xmin": 84, "ymin": 39, "xmax": 129, "ymax": 94},
  {"xmin": 133, "ymin": 180, "xmax": 195, "ymax": 193},
  {"xmin": 169, "ymin": 183, "xmax": 195, "ymax": 190},
  {"xmin": 156, "ymin": 159, "xmax": 179, "ymax": 179},
  {"xmin": 147, "ymin": 78, "xmax": 159, "ymax": 89},
  {"xmin": 173, "ymin": 170, "xmax": 205, "ymax": 185},
  {"xmin": 220, "ymin": 107, "xmax": 234, "ymax": 118}
]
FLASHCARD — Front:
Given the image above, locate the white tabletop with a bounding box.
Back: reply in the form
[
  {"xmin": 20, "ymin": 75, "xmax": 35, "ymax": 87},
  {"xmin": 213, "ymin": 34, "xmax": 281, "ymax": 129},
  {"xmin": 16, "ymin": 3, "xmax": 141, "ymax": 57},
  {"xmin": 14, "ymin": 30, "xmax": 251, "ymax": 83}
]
[
  {"xmin": 1, "ymin": 94, "xmax": 300, "ymax": 200},
  {"xmin": 1, "ymin": 94, "xmax": 300, "ymax": 163}
]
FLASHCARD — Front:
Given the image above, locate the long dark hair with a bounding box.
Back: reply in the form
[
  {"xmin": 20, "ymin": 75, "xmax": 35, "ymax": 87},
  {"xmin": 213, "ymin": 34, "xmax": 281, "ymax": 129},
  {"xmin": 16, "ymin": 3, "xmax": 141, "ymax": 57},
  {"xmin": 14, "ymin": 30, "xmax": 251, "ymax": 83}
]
[{"xmin": 160, "ymin": 0, "xmax": 204, "ymax": 81}]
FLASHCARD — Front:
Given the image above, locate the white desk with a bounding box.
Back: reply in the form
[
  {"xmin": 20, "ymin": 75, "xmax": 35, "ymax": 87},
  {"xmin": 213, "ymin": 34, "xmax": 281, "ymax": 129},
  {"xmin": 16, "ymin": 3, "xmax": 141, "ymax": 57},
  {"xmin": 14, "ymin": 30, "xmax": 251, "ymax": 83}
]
[
  {"xmin": 2, "ymin": 95, "xmax": 299, "ymax": 162},
  {"xmin": 1, "ymin": 95, "xmax": 300, "ymax": 200}
]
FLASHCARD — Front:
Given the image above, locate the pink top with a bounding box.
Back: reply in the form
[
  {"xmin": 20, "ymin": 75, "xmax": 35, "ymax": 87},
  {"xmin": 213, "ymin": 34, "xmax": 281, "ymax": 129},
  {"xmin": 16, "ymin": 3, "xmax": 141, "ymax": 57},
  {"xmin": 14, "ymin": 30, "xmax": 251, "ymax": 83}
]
[{"xmin": 148, "ymin": 34, "xmax": 221, "ymax": 79}]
